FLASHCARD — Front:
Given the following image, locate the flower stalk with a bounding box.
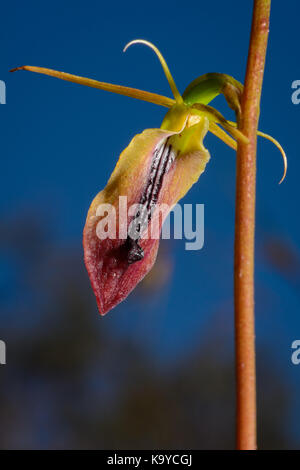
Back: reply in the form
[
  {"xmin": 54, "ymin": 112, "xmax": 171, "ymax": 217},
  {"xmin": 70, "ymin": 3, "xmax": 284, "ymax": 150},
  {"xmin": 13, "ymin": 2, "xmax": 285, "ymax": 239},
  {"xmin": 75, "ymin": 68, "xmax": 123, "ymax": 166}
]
[{"xmin": 234, "ymin": 0, "xmax": 271, "ymax": 450}]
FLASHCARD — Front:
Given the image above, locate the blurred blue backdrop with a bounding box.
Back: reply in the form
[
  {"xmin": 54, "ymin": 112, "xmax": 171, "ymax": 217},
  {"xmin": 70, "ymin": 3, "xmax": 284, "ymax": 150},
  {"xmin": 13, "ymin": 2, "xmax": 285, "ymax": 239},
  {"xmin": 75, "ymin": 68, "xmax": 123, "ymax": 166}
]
[{"xmin": 0, "ymin": 0, "xmax": 299, "ymax": 449}]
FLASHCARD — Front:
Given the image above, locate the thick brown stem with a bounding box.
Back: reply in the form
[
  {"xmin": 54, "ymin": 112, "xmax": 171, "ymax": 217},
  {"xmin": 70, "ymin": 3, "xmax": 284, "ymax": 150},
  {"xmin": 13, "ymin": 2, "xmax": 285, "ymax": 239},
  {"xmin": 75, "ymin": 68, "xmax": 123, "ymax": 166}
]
[{"xmin": 234, "ymin": 0, "xmax": 271, "ymax": 450}]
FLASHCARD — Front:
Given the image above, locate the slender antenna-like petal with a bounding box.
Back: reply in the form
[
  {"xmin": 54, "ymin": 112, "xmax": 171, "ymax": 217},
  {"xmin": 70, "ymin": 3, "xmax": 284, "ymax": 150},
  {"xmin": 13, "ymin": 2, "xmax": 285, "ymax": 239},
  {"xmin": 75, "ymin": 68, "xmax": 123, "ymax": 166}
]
[
  {"xmin": 209, "ymin": 122, "xmax": 237, "ymax": 151},
  {"xmin": 124, "ymin": 39, "xmax": 183, "ymax": 104},
  {"xmin": 257, "ymin": 130, "xmax": 287, "ymax": 184},
  {"xmin": 191, "ymin": 103, "xmax": 249, "ymax": 144},
  {"xmin": 227, "ymin": 120, "xmax": 287, "ymax": 184},
  {"xmin": 10, "ymin": 66, "xmax": 175, "ymax": 108}
]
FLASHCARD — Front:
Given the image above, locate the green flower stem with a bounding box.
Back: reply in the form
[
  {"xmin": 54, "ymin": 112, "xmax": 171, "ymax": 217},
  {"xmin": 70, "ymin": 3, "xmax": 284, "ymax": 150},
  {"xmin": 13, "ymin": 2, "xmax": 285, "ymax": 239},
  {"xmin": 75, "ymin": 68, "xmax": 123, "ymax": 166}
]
[{"xmin": 234, "ymin": 0, "xmax": 271, "ymax": 450}]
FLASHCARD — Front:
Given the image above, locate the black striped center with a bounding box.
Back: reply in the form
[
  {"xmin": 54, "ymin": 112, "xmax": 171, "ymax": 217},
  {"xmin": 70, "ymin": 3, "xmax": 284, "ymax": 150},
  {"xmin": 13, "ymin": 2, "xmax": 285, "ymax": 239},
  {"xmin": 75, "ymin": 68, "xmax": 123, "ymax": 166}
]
[{"xmin": 125, "ymin": 138, "xmax": 177, "ymax": 264}]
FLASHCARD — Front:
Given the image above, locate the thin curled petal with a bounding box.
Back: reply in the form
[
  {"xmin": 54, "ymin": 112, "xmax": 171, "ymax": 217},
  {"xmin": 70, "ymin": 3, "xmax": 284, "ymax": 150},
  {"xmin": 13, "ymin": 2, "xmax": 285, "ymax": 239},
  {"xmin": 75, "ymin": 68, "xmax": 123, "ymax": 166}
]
[
  {"xmin": 257, "ymin": 131, "xmax": 287, "ymax": 184},
  {"xmin": 208, "ymin": 122, "xmax": 237, "ymax": 151},
  {"xmin": 190, "ymin": 103, "xmax": 249, "ymax": 144},
  {"xmin": 124, "ymin": 39, "xmax": 183, "ymax": 104},
  {"xmin": 228, "ymin": 120, "xmax": 287, "ymax": 184}
]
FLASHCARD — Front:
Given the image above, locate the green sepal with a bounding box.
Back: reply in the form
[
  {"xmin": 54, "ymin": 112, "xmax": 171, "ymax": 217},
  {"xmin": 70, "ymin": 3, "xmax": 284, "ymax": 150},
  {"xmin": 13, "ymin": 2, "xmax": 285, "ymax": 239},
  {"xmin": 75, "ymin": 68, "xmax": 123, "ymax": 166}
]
[{"xmin": 182, "ymin": 73, "xmax": 244, "ymax": 119}]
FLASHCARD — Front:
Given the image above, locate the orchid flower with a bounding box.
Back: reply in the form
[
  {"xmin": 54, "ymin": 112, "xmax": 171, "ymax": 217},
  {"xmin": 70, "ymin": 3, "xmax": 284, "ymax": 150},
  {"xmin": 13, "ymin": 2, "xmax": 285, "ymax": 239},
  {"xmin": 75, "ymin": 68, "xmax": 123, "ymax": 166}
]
[{"xmin": 11, "ymin": 40, "xmax": 287, "ymax": 315}]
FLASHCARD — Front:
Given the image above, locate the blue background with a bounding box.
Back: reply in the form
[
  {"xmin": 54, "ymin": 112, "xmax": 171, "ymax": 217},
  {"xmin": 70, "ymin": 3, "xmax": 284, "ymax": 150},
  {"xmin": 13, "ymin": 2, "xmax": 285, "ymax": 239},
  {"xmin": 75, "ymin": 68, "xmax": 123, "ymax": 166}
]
[{"xmin": 0, "ymin": 0, "xmax": 299, "ymax": 449}]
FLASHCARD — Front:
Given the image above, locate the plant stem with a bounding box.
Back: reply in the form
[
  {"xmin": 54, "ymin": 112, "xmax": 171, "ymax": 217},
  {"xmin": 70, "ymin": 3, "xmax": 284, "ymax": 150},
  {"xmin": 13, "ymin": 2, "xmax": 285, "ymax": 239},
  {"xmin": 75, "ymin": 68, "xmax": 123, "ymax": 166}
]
[{"xmin": 234, "ymin": 0, "xmax": 271, "ymax": 450}]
